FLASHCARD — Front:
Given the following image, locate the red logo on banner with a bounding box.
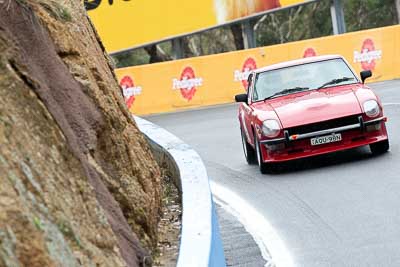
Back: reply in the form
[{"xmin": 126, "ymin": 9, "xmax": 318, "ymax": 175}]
[
  {"xmin": 303, "ymin": 48, "xmax": 317, "ymax": 58},
  {"xmin": 234, "ymin": 57, "xmax": 257, "ymax": 90},
  {"xmin": 120, "ymin": 75, "xmax": 142, "ymax": 109},
  {"xmin": 172, "ymin": 67, "xmax": 203, "ymax": 101},
  {"xmin": 353, "ymin": 38, "xmax": 382, "ymax": 71}
]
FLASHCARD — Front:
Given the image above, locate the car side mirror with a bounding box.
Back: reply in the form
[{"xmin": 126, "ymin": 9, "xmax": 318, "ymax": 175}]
[
  {"xmin": 235, "ymin": 93, "xmax": 248, "ymax": 103},
  {"xmin": 360, "ymin": 70, "xmax": 372, "ymax": 84}
]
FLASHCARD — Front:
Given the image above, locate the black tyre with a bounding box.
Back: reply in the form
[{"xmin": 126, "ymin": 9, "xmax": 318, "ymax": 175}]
[
  {"xmin": 241, "ymin": 128, "xmax": 256, "ymax": 164},
  {"xmin": 370, "ymin": 139, "xmax": 390, "ymax": 155},
  {"xmin": 254, "ymin": 134, "xmax": 269, "ymax": 174}
]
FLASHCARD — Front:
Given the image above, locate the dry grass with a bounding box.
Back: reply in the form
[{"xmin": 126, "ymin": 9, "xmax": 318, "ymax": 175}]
[{"xmin": 38, "ymin": 0, "xmax": 72, "ymax": 22}]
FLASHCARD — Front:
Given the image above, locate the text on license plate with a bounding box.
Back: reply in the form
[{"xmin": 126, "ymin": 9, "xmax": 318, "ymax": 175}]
[{"xmin": 311, "ymin": 133, "xmax": 342, "ymax": 146}]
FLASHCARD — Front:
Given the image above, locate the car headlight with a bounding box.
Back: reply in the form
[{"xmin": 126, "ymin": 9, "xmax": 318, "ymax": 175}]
[
  {"xmin": 363, "ymin": 100, "xmax": 380, "ymax": 118},
  {"xmin": 262, "ymin": 119, "xmax": 281, "ymax": 138}
]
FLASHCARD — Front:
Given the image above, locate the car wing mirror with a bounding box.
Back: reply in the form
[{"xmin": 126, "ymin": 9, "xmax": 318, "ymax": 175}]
[
  {"xmin": 235, "ymin": 93, "xmax": 248, "ymax": 103},
  {"xmin": 360, "ymin": 70, "xmax": 372, "ymax": 84}
]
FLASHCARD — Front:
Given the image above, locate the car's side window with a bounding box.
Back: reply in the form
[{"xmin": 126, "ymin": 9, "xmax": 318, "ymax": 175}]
[
  {"xmin": 245, "ymin": 73, "xmax": 253, "ymax": 104},
  {"xmin": 251, "ymin": 73, "xmax": 259, "ymax": 101},
  {"xmin": 247, "ymin": 73, "xmax": 253, "ymax": 92}
]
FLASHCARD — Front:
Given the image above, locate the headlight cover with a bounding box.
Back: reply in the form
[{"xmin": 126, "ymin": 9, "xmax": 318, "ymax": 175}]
[
  {"xmin": 363, "ymin": 100, "xmax": 380, "ymax": 118},
  {"xmin": 262, "ymin": 119, "xmax": 281, "ymax": 138}
]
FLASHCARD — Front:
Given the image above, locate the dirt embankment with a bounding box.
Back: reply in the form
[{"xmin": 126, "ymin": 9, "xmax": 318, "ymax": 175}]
[{"xmin": 0, "ymin": 1, "xmax": 161, "ymax": 266}]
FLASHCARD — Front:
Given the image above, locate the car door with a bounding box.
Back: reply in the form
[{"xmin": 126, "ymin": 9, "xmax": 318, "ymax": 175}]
[{"xmin": 240, "ymin": 73, "xmax": 255, "ymax": 146}]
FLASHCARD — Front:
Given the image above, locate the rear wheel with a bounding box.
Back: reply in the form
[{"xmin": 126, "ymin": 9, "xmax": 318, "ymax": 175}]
[
  {"xmin": 370, "ymin": 139, "xmax": 389, "ymax": 155},
  {"xmin": 254, "ymin": 134, "xmax": 269, "ymax": 174},
  {"xmin": 241, "ymin": 128, "xmax": 256, "ymax": 164}
]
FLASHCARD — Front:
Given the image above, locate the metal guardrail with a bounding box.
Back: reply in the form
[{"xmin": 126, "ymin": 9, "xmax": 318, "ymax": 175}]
[{"xmin": 134, "ymin": 116, "xmax": 226, "ymax": 267}]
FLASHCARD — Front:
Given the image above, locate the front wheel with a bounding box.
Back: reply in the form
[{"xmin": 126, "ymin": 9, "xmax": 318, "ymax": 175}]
[
  {"xmin": 241, "ymin": 128, "xmax": 256, "ymax": 164},
  {"xmin": 370, "ymin": 139, "xmax": 389, "ymax": 155},
  {"xmin": 254, "ymin": 134, "xmax": 270, "ymax": 174}
]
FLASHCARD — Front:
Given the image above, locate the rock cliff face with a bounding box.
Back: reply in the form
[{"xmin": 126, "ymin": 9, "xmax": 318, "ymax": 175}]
[{"xmin": 0, "ymin": 1, "xmax": 161, "ymax": 266}]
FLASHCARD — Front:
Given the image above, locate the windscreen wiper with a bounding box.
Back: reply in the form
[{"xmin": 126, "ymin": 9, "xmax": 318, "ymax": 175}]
[
  {"xmin": 264, "ymin": 87, "xmax": 309, "ymax": 100},
  {"xmin": 317, "ymin": 77, "xmax": 355, "ymax": 89}
]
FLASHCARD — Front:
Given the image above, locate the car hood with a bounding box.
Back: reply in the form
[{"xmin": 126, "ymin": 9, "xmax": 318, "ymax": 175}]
[{"xmin": 255, "ymin": 85, "xmax": 364, "ymax": 128}]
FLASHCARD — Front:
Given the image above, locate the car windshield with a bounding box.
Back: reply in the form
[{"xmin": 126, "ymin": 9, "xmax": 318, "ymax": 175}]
[{"xmin": 253, "ymin": 58, "xmax": 358, "ymax": 101}]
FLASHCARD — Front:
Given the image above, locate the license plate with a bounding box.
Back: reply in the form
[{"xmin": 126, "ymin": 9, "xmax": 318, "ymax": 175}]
[{"xmin": 311, "ymin": 133, "xmax": 342, "ymax": 146}]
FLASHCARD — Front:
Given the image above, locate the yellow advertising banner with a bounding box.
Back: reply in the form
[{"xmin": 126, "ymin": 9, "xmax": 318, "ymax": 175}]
[
  {"xmin": 86, "ymin": 0, "xmax": 311, "ymax": 53},
  {"xmin": 115, "ymin": 25, "xmax": 400, "ymax": 115}
]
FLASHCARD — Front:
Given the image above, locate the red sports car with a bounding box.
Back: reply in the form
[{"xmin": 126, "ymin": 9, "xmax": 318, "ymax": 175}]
[{"xmin": 235, "ymin": 55, "xmax": 389, "ymax": 174}]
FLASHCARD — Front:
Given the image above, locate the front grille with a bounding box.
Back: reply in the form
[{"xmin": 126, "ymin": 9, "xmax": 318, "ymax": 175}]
[{"xmin": 287, "ymin": 115, "xmax": 360, "ymax": 135}]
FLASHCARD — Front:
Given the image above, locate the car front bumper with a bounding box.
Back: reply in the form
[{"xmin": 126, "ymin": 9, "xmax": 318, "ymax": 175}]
[{"xmin": 259, "ymin": 117, "xmax": 388, "ymax": 163}]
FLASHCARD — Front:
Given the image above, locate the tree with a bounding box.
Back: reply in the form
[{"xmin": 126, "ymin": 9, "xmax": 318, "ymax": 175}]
[
  {"xmin": 255, "ymin": 0, "xmax": 332, "ymax": 46},
  {"xmin": 230, "ymin": 23, "xmax": 245, "ymax": 50},
  {"xmin": 144, "ymin": 44, "xmax": 172, "ymax": 63},
  {"xmin": 344, "ymin": 0, "xmax": 397, "ymax": 32}
]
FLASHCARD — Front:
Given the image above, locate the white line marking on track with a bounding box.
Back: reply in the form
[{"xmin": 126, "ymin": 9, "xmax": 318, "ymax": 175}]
[
  {"xmin": 383, "ymin": 103, "xmax": 400, "ymax": 106},
  {"xmin": 211, "ymin": 181, "xmax": 294, "ymax": 267}
]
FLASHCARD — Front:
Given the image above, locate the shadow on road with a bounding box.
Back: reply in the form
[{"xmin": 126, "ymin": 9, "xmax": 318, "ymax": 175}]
[{"xmin": 268, "ymin": 146, "xmax": 389, "ymax": 175}]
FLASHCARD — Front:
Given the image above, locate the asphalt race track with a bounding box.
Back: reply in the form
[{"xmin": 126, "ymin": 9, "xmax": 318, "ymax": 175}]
[{"xmin": 146, "ymin": 80, "xmax": 400, "ymax": 267}]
